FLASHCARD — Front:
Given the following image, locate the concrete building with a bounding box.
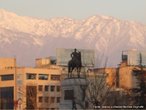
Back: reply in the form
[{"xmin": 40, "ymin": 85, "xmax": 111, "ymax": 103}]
[
  {"xmin": 119, "ymin": 50, "xmax": 146, "ymax": 90},
  {"xmin": 0, "ymin": 58, "xmax": 16, "ymax": 69},
  {"xmin": 0, "ymin": 58, "xmax": 62, "ymax": 110},
  {"xmin": 118, "ymin": 50, "xmax": 146, "ymax": 106},
  {"xmin": 119, "ymin": 65, "xmax": 140, "ymax": 89},
  {"xmin": 88, "ymin": 67, "xmax": 117, "ymax": 87}
]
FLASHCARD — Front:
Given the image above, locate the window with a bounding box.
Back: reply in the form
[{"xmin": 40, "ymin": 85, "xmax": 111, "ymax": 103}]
[
  {"xmin": 50, "ymin": 86, "xmax": 55, "ymax": 92},
  {"xmin": 122, "ymin": 54, "xmax": 128, "ymax": 61},
  {"xmin": 38, "ymin": 74, "xmax": 48, "ymax": 80},
  {"xmin": 38, "ymin": 85, "xmax": 43, "ymax": 91},
  {"xmin": 38, "ymin": 96, "xmax": 43, "ymax": 103},
  {"xmin": 51, "ymin": 75, "xmax": 60, "ymax": 80},
  {"xmin": 5, "ymin": 66, "xmax": 13, "ymax": 69},
  {"xmin": 44, "ymin": 97, "xmax": 49, "ymax": 103},
  {"xmin": 45, "ymin": 85, "xmax": 49, "ymax": 91},
  {"xmin": 26, "ymin": 73, "xmax": 36, "ymax": 79},
  {"xmin": 64, "ymin": 90, "xmax": 74, "ymax": 100},
  {"xmin": 56, "ymin": 86, "xmax": 60, "ymax": 92},
  {"xmin": 0, "ymin": 87, "xmax": 14, "ymax": 109},
  {"xmin": 50, "ymin": 97, "xmax": 55, "ymax": 103},
  {"xmin": 56, "ymin": 97, "xmax": 60, "ymax": 103},
  {"xmin": 1, "ymin": 74, "xmax": 14, "ymax": 81}
]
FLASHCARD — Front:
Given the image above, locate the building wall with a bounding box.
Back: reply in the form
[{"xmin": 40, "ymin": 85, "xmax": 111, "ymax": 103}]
[
  {"xmin": 119, "ymin": 66, "xmax": 139, "ymax": 89},
  {"xmin": 36, "ymin": 57, "xmax": 51, "ymax": 67},
  {"xmin": 0, "ymin": 64, "xmax": 62, "ymax": 110},
  {"xmin": 0, "ymin": 58, "xmax": 16, "ymax": 69},
  {"xmin": 89, "ymin": 68, "xmax": 117, "ymax": 87},
  {"xmin": 105, "ymin": 68, "xmax": 117, "ymax": 87},
  {"xmin": 23, "ymin": 67, "xmax": 61, "ymax": 109},
  {"xmin": 0, "ymin": 68, "xmax": 16, "ymax": 109}
]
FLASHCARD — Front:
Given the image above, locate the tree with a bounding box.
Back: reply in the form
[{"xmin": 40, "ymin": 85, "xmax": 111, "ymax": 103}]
[{"xmin": 86, "ymin": 72, "xmax": 112, "ymax": 109}]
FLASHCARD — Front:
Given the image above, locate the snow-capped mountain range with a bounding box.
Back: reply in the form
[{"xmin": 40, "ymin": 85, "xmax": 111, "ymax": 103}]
[{"xmin": 0, "ymin": 9, "xmax": 146, "ymax": 67}]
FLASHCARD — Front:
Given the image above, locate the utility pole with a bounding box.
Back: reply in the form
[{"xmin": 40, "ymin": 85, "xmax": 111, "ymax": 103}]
[
  {"xmin": 139, "ymin": 53, "xmax": 146, "ymax": 108},
  {"xmin": 14, "ymin": 57, "xmax": 18, "ymax": 110}
]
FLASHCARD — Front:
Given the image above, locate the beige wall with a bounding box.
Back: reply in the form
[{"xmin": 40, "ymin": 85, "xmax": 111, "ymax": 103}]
[
  {"xmin": 0, "ymin": 58, "xmax": 16, "ymax": 69},
  {"xmin": 119, "ymin": 66, "xmax": 139, "ymax": 89},
  {"xmin": 89, "ymin": 68, "xmax": 117, "ymax": 87},
  {"xmin": 0, "ymin": 66, "xmax": 62, "ymax": 110},
  {"xmin": 0, "ymin": 69, "xmax": 16, "ymax": 87},
  {"xmin": 105, "ymin": 68, "xmax": 117, "ymax": 87},
  {"xmin": 22, "ymin": 67, "xmax": 61, "ymax": 109},
  {"xmin": 35, "ymin": 58, "xmax": 51, "ymax": 67}
]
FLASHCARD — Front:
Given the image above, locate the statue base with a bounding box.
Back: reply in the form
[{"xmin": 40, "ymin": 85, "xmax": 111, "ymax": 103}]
[{"xmin": 59, "ymin": 77, "xmax": 88, "ymax": 109}]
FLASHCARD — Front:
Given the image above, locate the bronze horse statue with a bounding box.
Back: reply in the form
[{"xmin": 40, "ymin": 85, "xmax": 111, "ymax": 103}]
[{"xmin": 68, "ymin": 49, "xmax": 82, "ymax": 78}]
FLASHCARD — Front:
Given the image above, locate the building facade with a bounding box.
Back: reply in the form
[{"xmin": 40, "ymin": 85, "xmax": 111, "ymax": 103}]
[
  {"xmin": 88, "ymin": 67, "xmax": 117, "ymax": 87},
  {"xmin": 0, "ymin": 58, "xmax": 62, "ymax": 110},
  {"xmin": 119, "ymin": 50, "xmax": 146, "ymax": 90}
]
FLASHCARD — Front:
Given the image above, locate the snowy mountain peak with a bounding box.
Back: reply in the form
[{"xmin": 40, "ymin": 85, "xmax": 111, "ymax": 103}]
[
  {"xmin": 0, "ymin": 9, "xmax": 146, "ymax": 67},
  {"xmin": 0, "ymin": 9, "xmax": 16, "ymax": 16}
]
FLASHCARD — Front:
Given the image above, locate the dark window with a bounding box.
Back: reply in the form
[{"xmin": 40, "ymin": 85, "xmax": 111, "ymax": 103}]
[
  {"xmin": 0, "ymin": 87, "xmax": 14, "ymax": 109},
  {"xmin": 38, "ymin": 85, "xmax": 43, "ymax": 91},
  {"xmin": 64, "ymin": 90, "xmax": 74, "ymax": 100},
  {"xmin": 44, "ymin": 97, "xmax": 49, "ymax": 103},
  {"xmin": 45, "ymin": 86, "xmax": 49, "ymax": 91},
  {"xmin": 56, "ymin": 86, "xmax": 60, "ymax": 92},
  {"xmin": 50, "ymin": 97, "xmax": 55, "ymax": 103},
  {"xmin": 122, "ymin": 55, "xmax": 128, "ymax": 61},
  {"xmin": 38, "ymin": 74, "xmax": 48, "ymax": 80},
  {"xmin": 1, "ymin": 74, "xmax": 14, "ymax": 81},
  {"xmin": 26, "ymin": 73, "xmax": 36, "ymax": 79},
  {"xmin": 50, "ymin": 86, "xmax": 55, "ymax": 92},
  {"xmin": 56, "ymin": 97, "xmax": 60, "ymax": 103},
  {"xmin": 5, "ymin": 67, "xmax": 13, "ymax": 69},
  {"xmin": 38, "ymin": 96, "xmax": 43, "ymax": 103},
  {"xmin": 51, "ymin": 75, "xmax": 60, "ymax": 80}
]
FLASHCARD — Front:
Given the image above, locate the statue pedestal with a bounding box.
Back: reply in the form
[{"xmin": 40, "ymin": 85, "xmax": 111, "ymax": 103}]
[{"xmin": 59, "ymin": 77, "xmax": 88, "ymax": 109}]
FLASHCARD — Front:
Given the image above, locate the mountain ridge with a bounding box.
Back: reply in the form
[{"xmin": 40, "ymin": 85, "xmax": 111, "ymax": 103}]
[{"xmin": 0, "ymin": 9, "xmax": 146, "ymax": 67}]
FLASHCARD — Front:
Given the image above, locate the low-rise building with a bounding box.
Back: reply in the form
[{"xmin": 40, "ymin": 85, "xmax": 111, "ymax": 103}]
[
  {"xmin": 119, "ymin": 50, "xmax": 146, "ymax": 90},
  {"xmin": 0, "ymin": 58, "xmax": 62, "ymax": 110},
  {"xmin": 88, "ymin": 67, "xmax": 117, "ymax": 87},
  {"xmin": 118, "ymin": 50, "xmax": 146, "ymax": 106}
]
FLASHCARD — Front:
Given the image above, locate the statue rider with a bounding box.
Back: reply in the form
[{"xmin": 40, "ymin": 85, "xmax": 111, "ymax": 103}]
[
  {"xmin": 68, "ymin": 48, "xmax": 82, "ymax": 78},
  {"xmin": 71, "ymin": 48, "xmax": 79, "ymax": 61}
]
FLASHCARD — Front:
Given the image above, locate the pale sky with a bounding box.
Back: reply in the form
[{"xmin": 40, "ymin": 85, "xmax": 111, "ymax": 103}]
[{"xmin": 0, "ymin": 0, "xmax": 146, "ymax": 24}]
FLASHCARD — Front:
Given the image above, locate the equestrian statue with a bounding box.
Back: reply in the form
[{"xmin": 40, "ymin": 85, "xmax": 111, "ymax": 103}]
[{"xmin": 68, "ymin": 48, "xmax": 82, "ymax": 78}]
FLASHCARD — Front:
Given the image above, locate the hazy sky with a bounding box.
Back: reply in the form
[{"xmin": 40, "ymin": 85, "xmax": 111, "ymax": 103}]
[{"xmin": 0, "ymin": 0, "xmax": 146, "ymax": 24}]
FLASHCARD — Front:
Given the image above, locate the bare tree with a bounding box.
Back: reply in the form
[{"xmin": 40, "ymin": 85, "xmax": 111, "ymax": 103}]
[
  {"xmin": 71, "ymin": 58, "xmax": 113, "ymax": 109},
  {"xmin": 86, "ymin": 72, "xmax": 112, "ymax": 109}
]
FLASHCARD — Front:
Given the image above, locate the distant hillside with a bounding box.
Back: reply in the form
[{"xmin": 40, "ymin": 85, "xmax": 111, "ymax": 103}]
[{"xmin": 0, "ymin": 9, "xmax": 146, "ymax": 67}]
